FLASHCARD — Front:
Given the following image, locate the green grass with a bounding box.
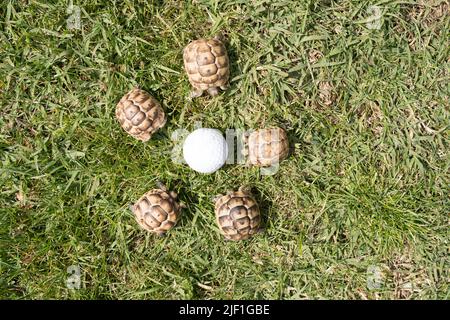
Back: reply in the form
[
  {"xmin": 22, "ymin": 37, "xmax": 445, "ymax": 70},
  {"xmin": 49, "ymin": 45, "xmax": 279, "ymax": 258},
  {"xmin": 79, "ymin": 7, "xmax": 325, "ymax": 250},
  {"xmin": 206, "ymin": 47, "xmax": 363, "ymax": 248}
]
[{"xmin": 1, "ymin": 0, "xmax": 449, "ymax": 299}]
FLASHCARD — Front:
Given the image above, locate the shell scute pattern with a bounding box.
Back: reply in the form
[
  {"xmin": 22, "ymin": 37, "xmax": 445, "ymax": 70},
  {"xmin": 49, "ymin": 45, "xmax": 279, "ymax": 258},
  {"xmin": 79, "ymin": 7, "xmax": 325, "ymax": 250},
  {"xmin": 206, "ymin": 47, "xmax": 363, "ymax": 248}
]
[
  {"xmin": 215, "ymin": 189, "xmax": 261, "ymax": 241},
  {"xmin": 133, "ymin": 188, "xmax": 181, "ymax": 235},
  {"xmin": 246, "ymin": 127, "xmax": 289, "ymax": 167},
  {"xmin": 116, "ymin": 88, "xmax": 166, "ymax": 141},
  {"xmin": 183, "ymin": 38, "xmax": 230, "ymax": 96}
]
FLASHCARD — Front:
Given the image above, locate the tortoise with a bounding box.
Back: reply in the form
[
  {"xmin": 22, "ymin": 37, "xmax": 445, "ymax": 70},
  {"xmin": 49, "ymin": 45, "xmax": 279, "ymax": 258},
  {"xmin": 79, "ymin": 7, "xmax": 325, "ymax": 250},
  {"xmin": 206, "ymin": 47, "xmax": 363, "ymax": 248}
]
[
  {"xmin": 132, "ymin": 183, "xmax": 183, "ymax": 235},
  {"xmin": 214, "ymin": 187, "xmax": 261, "ymax": 241},
  {"xmin": 116, "ymin": 88, "xmax": 166, "ymax": 142},
  {"xmin": 243, "ymin": 127, "xmax": 289, "ymax": 167},
  {"xmin": 183, "ymin": 36, "xmax": 230, "ymax": 98}
]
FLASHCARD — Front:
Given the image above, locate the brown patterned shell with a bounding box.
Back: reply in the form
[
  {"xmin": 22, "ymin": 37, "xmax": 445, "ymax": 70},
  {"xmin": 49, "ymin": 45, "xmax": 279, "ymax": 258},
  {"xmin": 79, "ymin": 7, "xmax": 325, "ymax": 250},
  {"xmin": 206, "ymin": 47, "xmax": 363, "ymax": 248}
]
[
  {"xmin": 183, "ymin": 38, "xmax": 230, "ymax": 91},
  {"xmin": 245, "ymin": 127, "xmax": 289, "ymax": 167},
  {"xmin": 214, "ymin": 189, "xmax": 261, "ymax": 241},
  {"xmin": 133, "ymin": 188, "xmax": 181, "ymax": 235},
  {"xmin": 116, "ymin": 88, "xmax": 166, "ymax": 142}
]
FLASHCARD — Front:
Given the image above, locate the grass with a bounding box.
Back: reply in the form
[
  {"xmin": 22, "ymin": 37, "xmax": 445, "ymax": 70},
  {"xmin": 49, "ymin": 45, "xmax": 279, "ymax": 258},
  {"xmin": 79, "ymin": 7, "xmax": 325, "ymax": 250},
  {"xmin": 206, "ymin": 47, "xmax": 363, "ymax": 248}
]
[{"xmin": 0, "ymin": 0, "xmax": 449, "ymax": 299}]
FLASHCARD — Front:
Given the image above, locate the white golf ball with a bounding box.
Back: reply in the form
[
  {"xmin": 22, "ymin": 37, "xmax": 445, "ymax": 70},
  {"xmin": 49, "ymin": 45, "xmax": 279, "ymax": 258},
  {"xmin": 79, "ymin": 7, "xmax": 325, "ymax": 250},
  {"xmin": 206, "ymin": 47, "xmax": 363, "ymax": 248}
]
[{"xmin": 183, "ymin": 128, "xmax": 228, "ymax": 174}]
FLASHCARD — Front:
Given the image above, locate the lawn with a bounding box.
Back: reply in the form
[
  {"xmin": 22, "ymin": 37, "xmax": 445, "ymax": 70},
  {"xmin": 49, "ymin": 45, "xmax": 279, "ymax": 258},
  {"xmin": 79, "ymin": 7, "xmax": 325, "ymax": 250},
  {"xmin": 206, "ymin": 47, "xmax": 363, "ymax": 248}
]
[{"xmin": 1, "ymin": 0, "xmax": 449, "ymax": 299}]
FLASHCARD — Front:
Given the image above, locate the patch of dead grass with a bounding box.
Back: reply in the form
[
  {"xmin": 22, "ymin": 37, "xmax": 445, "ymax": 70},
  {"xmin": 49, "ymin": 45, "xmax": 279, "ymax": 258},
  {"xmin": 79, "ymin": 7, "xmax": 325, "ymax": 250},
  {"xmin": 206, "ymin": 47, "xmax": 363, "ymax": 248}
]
[
  {"xmin": 318, "ymin": 81, "xmax": 337, "ymax": 107},
  {"xmin": 407, "ymin": 1, "xmax": 449, "ymax": 28},
  {"xmin": 388, "ymin": 248, "xmax": 433, "ymax": 299}
]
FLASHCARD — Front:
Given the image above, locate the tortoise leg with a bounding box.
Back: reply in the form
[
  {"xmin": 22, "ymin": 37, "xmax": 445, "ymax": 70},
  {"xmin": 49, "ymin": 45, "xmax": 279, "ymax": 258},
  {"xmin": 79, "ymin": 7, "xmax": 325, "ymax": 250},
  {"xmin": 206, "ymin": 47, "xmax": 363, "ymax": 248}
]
[
  {"xmin": 238, "ymin": 185, "xmax": 252, "ymax": 194},
  {"xmin": 213, "ymin": 33, "xmax": 224, "ymax": 42},
  {"xmin": 189, "ymin": 89, "xmax": 204, "ymax": 99},
  {"xmin": 169, "ymin": 191, "xmax": 178, "ymax": 199},
  {"xmin": 156, "ymin": 181, "xmax": 167, "ymax": 191},
  {"xmin": 212, "ymin": 194, "xmax": 223, "ymax": 203},
  {"xmin": 220, "ymin": 84, "xmax": 229, "ymax": 91},
  {"xmin": 179, "ymin": 202, "xmax": 187, "ymax": 209},
  {"xmin": 207, "ymin": 87, "xmax": 219, "ymax": 96},
  {"xmin": 222, "ymin": 234, "xmax": 235, "ymax": 241}
]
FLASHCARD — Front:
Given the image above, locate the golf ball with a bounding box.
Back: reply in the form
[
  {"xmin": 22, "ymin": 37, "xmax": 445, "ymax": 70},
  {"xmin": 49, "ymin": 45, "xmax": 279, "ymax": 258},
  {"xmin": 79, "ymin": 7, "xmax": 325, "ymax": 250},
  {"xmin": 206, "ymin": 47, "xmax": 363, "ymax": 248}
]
[{"xmin": 183, "ymin": 128, "xmax": 228, "ymax": 174}]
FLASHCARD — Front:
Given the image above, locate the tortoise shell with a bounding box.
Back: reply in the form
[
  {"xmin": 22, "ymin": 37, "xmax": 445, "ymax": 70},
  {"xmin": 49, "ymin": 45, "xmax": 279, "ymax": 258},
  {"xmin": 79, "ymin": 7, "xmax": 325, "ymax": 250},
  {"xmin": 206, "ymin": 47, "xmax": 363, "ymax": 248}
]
[
  {"xmin": 133, "ymin": 186, "xmax": 181, "ymax": 235},
  {"xmin": 244, "ymin": 127, "xmax": 289, "ymax": 167},
  {"xmin": 116, "ymin": 88, "xmax": 166, "ymax": 142},
  {"xmin": 183, "ymin": 37, "xmax": 230, "ymax": 97},
  {"xmin": 214, "ymin": 188, "xmax": 261, "ymax": 241}
]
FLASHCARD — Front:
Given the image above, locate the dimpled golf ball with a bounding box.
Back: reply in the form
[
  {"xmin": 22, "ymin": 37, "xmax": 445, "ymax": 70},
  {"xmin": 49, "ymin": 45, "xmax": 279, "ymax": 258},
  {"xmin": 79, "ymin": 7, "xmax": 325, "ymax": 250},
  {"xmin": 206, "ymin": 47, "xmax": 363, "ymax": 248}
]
[{"xmin": 183, "ymin": 128, "xmax": 228, "ymax": 174}]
